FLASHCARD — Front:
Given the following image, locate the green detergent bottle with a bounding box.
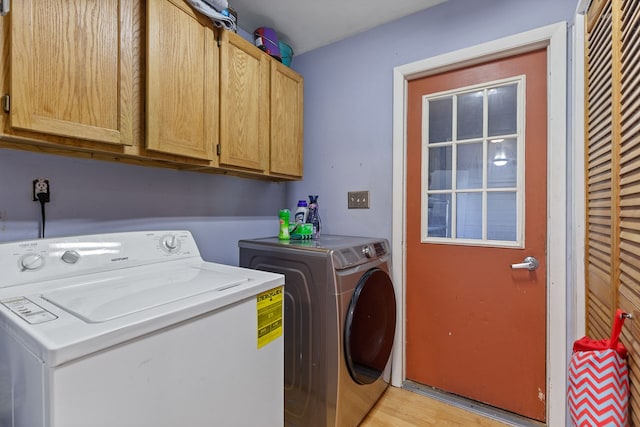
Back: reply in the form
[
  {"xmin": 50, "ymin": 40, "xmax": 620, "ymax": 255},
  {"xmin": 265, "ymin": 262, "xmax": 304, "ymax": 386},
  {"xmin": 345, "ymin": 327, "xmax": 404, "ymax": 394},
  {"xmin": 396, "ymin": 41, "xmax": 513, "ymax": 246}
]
[{"xmin": 278, "ymin": 209, "xmax": 290, "ymax": 240}]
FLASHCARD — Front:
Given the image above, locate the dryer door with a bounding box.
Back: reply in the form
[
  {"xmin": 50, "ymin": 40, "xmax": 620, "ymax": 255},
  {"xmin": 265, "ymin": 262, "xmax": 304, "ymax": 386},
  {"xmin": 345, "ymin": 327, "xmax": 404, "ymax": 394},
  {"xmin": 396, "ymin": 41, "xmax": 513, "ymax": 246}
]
[{"xmin": 344, "ymin": 268, "xmax": 396, "ymax": 384}]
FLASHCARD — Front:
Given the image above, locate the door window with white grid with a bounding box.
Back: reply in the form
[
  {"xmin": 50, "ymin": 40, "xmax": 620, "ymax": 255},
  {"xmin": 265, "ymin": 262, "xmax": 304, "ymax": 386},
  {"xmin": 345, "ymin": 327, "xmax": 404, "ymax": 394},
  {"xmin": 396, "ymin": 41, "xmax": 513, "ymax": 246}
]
[{"xmin": 422, "ymin": 77, "xmax": 525, "ymax": 247}]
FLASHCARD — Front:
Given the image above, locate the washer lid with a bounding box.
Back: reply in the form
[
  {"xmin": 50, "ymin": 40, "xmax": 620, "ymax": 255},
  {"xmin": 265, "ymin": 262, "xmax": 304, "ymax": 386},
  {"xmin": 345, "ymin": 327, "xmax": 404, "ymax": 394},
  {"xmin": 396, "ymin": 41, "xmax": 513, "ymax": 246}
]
[{"xmin": 41, "ymin": 266, "xmax": 249, "ymax": 323}]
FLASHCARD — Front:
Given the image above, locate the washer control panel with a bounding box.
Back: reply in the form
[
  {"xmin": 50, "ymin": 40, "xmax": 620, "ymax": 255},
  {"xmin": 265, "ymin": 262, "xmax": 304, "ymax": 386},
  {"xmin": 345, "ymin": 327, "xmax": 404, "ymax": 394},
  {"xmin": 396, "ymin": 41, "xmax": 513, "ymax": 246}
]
[
  {"xmin": 333, "ymin": 240, "xmax": 389, "ymax": 270},
  {"xmin": 0, "ymin": 230, "xmax": 200, "ymax": 288}
]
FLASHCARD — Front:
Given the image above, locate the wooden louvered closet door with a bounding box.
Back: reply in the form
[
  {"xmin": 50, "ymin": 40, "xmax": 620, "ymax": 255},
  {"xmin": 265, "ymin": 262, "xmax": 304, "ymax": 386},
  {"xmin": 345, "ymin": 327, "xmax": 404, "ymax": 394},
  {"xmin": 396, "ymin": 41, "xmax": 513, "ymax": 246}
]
[
  {"xmin": 619, "ymin": 0, "xmax": 640, "ymax": 424},
  {"xmin": 586, "ymin": 0, "xmax": 616, "ymax": 342},
  {"xmin": 586, "ymin": 0, "xmax": 640, "ymax": 424}
]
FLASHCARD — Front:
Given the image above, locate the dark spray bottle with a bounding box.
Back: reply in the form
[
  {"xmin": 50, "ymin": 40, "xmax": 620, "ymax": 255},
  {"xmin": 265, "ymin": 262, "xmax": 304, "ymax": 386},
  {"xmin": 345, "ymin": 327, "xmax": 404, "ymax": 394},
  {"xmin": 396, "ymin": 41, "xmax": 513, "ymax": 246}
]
[{"xmin": 307, "ymin": 195, "xmax": 321, "ymax": 239}]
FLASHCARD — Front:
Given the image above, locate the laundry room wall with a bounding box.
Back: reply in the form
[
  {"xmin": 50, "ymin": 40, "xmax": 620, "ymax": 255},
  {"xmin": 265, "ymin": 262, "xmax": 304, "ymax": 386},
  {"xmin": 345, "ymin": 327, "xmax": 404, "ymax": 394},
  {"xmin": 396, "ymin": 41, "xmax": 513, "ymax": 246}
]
[
  {"xmin": 0, "ymin": 149, "xmax": 285, "ymax": 265},
  {"xmin": 0, "ymin": 1, "xmax": 580, "ymax": 265},
  {"xmin": 287, "ymin": 0, "xmax": 578, "ymax": 245}
]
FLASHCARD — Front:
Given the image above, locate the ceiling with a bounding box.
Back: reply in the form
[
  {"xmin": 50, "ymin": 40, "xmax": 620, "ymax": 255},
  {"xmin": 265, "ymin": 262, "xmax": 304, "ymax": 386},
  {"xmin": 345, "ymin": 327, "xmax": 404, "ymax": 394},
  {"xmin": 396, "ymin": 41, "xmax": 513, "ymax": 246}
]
[{"xmin": 229, "ymin": 0, "xmax": 448, "ymax": 56}]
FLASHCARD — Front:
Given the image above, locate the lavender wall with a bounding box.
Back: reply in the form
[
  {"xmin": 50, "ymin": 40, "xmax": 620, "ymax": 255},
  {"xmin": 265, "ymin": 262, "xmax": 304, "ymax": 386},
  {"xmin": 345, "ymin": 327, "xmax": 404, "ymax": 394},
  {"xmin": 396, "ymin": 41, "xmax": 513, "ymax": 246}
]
[
  {"xmin": 287, "ymin": 0, "xmax": 578, "ymax": 244},
  {"xmin": 0, "ymin": 149, "xmax": 285, "ymax": 265},
  {"xmin": 0, "ymin": 0, "xmax": 578, "ymax": 265}
]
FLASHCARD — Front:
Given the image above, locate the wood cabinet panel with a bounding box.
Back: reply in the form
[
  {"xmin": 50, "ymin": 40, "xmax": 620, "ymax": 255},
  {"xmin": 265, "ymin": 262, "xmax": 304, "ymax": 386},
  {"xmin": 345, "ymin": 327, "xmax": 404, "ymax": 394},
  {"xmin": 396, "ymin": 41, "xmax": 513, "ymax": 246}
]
[
  {"xmin": 10, "ymin": 0, "xmax": 134, "ymax": 145},
  {"xmin": 146, "ymin": 0, "xmax": 217, "ymax": 161},
  {"xmin": 219, "ymin": 30, "xmax": 269, "ymax": 172},
  {"xmin": 270, "ymin": 60, "xmax": 303, "ymax": 178}
]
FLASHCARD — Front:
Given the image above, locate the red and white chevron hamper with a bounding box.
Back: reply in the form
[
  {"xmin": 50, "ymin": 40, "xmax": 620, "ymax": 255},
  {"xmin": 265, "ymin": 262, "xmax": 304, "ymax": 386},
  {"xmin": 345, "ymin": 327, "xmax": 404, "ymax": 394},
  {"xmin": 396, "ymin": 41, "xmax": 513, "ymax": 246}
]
[{"xmin": 568, "ymin": 309, "xmax": 630, "ymax": 427}]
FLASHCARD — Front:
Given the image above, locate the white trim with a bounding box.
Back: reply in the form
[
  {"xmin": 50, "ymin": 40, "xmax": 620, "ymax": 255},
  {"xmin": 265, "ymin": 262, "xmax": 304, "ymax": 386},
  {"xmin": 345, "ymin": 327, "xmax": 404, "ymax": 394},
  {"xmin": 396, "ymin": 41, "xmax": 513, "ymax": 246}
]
[
  {"xmin": 576, "ymin": 0, "xmax": 591, "ymax": 15},
  {"xmin": 392, "ymin": 22, "xmax": 568, "ymax": 426},
  {"xmin": 572, "ymin": 14, "xmax": 587, "ymax": 344}
]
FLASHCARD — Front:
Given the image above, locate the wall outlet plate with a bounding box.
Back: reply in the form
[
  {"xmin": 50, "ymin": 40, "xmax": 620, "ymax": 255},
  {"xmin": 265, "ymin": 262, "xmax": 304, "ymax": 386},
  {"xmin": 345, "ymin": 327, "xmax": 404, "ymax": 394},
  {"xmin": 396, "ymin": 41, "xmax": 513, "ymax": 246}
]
[
  {"xmin": 32, "ymin": 178, "xmax": 50, "ymax": 202},
  {"xmin": 348, "ymin": 191, "xmax": 369, "ymax": 209}
]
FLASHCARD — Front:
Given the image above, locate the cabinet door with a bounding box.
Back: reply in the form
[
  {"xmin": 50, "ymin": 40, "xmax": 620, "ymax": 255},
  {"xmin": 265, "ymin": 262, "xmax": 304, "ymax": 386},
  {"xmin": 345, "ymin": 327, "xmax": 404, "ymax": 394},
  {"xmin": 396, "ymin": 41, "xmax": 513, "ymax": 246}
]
[
  {"xmin": 146, "ymin": 0, "xmax": 217, "ymax": 161},
  {"xmin": 10, "ymin": 0, "xmax": 134, "ymax": 145},
  {"xmin": 270, "ymin": 61, "xmax": 304, "ymax": 177},
  {"xmin": 219, "ymin": 31, "xmax": 269, "ymax": 171}
]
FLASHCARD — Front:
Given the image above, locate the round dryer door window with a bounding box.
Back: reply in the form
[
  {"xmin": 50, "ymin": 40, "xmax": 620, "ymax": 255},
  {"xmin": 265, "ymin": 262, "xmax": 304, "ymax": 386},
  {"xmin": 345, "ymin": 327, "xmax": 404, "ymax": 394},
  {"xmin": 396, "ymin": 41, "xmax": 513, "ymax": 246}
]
[{"xmin": 344, "ymin": 268, "xmax": 397, "ymax": 385}]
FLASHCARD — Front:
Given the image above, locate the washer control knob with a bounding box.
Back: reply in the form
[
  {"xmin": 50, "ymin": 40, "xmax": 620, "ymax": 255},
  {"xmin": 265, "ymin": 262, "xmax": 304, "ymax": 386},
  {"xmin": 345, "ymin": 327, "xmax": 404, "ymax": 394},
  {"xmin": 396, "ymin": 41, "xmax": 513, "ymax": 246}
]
[
  {"xmin": 161, "ymin": 235, "xmax": 180, "ymax": 253},
  {"xmin": 61, "ymin": 250, "xmax": 81, "ymax": 264},
  {"xmin": 362, "ymin": 245, "xmax": 372, "ymax": 258},
  {"xmin": 19, "ymin": 253, "xmax": 45, "ymax": 271}
]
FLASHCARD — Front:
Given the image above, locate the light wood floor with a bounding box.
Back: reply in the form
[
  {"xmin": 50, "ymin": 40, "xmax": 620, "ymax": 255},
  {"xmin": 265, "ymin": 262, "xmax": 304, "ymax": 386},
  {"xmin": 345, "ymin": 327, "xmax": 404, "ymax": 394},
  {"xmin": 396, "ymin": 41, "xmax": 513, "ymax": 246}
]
[{"xmin": 361, "ymin": 386, "xmax": 511, "ymax": 426}]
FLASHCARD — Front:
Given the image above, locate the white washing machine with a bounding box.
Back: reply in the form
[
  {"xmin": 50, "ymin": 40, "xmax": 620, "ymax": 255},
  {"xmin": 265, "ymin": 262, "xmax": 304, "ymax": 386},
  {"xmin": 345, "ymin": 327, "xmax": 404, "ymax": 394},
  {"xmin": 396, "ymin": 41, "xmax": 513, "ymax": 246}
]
[
  {"xmin": 0, "ymin": 230, "xmax": 284, "ymax": 427},
  {"xmin": 239, "ymin": 235, "xmax": 397, "ymax": 427}
]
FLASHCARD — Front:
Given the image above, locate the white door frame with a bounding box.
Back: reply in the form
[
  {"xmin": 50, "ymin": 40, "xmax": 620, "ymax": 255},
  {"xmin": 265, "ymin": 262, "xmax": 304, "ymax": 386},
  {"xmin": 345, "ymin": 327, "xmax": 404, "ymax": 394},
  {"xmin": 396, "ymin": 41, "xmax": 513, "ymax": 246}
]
[{"xmin": 391, "ymin": 22, "xmax": 567, "ymax": 425}]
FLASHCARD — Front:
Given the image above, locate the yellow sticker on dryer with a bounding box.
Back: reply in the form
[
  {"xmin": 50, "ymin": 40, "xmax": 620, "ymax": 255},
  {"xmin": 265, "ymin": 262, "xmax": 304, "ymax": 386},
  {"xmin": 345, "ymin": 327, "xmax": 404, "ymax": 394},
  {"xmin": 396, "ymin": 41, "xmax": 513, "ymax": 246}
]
[{"xmin": 257, "ymin": 286, "xmax": 283, "ymax": 348}]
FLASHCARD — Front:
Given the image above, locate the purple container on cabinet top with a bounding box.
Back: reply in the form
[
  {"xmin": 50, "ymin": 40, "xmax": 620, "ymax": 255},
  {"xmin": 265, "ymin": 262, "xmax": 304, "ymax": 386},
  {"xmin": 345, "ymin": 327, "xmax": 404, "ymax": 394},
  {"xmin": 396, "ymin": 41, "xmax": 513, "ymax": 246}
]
[{"xmin": 254, "ymin": 27, "xmax": 281, "ymax": 61}]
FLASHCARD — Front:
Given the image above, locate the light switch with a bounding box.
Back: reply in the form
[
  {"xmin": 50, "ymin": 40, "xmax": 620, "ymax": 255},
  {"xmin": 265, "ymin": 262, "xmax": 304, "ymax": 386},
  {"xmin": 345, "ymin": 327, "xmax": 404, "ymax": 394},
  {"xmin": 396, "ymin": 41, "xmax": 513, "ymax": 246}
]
[{"xmin": 348, "ymin": 191, "xmax": 369, "ymax": 209}]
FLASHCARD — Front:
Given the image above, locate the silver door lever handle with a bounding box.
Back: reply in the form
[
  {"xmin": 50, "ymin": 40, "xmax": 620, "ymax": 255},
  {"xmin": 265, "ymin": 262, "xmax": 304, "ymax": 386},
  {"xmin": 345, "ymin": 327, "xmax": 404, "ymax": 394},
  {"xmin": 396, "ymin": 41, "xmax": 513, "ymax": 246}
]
[{"xmin": 511, "ymin": 256, "xmax": 539, "ymax": 271}]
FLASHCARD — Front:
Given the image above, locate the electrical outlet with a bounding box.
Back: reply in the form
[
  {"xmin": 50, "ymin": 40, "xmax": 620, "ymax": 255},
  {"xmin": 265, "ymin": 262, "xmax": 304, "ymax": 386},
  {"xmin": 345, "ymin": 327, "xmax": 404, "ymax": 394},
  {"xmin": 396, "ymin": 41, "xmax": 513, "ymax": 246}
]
[
  {"xmin": 32, "ymin": 178, "xmax": 50, "ymax": 203},
  {"xmin": 348, "ymin": 191, "xmax": 370, "ymax": 209}
]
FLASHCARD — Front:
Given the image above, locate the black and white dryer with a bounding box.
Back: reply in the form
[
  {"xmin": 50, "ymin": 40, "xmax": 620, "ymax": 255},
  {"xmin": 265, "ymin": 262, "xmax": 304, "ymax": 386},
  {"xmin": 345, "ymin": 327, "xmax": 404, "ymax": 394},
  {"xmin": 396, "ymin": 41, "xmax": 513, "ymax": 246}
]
[{"xmin": 239, "ymin": 235, "xmax": 397, "ymax": 427}]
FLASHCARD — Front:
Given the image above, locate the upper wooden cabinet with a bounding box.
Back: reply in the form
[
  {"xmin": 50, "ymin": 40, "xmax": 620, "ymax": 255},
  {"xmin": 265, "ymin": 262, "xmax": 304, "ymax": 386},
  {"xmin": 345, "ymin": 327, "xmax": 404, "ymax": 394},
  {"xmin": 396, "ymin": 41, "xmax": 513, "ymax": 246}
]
[
  {"xmin": 9, "ymin": 0, "xmax": 135, "ymax": 146},
  {"xmin": 219, "ymin": 30, "xmax": 270, "ymax": 172},
  {"xmin": 270, "ymin": 60, "xmax": 304, "ymax": 178},
  {"xmin": 0, "ymin": 0, "xmax": 303, "ymax": 180},
  {"xmin": 219, "ymin": 31, "xmax": 304, "ymax": 178},
  {"xmin": 146, "ymin": 0, "xmax": 218, "ymax": 161}
]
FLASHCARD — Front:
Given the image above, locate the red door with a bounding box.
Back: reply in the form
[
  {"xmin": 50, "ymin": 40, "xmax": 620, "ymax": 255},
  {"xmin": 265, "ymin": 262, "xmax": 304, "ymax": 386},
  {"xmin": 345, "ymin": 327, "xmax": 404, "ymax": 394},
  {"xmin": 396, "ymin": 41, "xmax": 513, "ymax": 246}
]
[{"xmin": 405, "ymin": 49, "xmax": 548, "ymax": 422}]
